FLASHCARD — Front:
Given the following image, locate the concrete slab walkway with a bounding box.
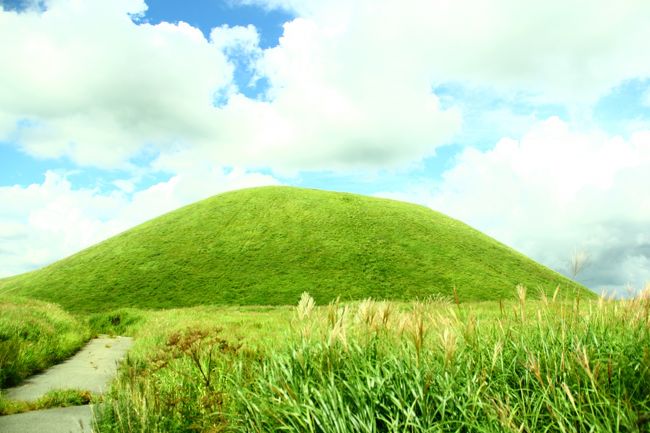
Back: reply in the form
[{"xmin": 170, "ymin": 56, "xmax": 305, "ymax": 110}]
[
  {"xmin": 4, "ymin": 336, "xmax": 133, "ymax": 401},
  {"xmin": 0, "ymin": 405, "xmax": 93, "ymax": 433},
  {"xmin": 0, "ymin": 335, "xmax": 133, "ymax": 433}
]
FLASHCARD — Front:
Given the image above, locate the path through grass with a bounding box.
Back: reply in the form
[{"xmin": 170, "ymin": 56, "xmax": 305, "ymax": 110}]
[{"xmin": 0, "ymin": 297, "xmax": 91, "ymax": 389}]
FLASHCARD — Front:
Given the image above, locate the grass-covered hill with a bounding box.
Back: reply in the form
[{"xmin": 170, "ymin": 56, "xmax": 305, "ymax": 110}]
[{"xmin": 0, "ymin": 187, "xmax": 591, "ymax": 312}]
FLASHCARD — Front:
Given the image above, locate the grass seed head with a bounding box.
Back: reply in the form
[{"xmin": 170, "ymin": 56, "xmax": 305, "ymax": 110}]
[
  {"xmin": 439, "ymin": 328, "xmax": 457, "ymax": 365},
  {"xmin": 409, "ymin": 301, "xmax": 428, "ymax": 358},
  {"xmin": 516, "ymin": 284, "xmax": 527, "ymax": 322},
  {"xmin": 635, "ymin": 283, "xmax": 650, "ymax": 308},
  {"xmin": 375, "ymin": 301, "xmax": 393, "ymax": 329},
  {"xmin": 463, "ymin": 313, "xmax": 477, "ymax": 344},
  {"xmin": 491, "ymin": 341, "xmax": 503, "ymax": 370},
  {"xmin": 525, "ymin": 352, "xmax": 543, "ymax": 385},
  {"xmin": 327, "ymin": 296, "xmax": 341, "ymax": 328},
  {"xmin": 552, "ymin": 285, "xmax": 561, "ymax": 303},
  {"xmin": 597, "ymin": 291, "xmax": 607, "ymax": 310},
  {"xmin": 297, "ymin": 292, "xmax": 315, "ymax": 321},
  {"xmin": 516, "ymin": 284, "xmax": 527, "ymax": 304},
  {"xmin": 538, "ymin": 288, "xmax": 549, "ymax": 308},
  {"xmin": 561, "ymin": 382, "xmax": 577, "ymax": 411},
  {"xmin": 396, "ymin": 313, "xmax": 410, "ymax": 336},
  {"xmin": 327, "ymin": 306, "xmax": 349, "ymax": 349},
  {"xmin": 355, "ymin": 298, "xmax": 377, "ymax": 327}
]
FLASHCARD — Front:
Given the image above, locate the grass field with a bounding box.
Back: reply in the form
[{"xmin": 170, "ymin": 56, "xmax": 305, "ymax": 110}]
[
  {"xmin": 2, "ymin": 287, "xmax": 647, "ymax": 431},
  {"xmin": 0, "ymin": 187, "xmax": 590, "ymax": 312},
  {"xmin": 90, "ymin": 287, "xmax": 650, "ymax": 433}
]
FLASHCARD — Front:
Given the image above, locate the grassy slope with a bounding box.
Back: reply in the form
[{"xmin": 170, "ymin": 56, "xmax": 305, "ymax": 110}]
[{"xmin": 0, "ymin": 187, "xmax": 590, "ymax": 312}]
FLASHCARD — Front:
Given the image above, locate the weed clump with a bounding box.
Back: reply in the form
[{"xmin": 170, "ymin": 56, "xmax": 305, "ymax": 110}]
[{"xmin": 96, "ymin": 325, "xmax": 246, "ymax": 432}]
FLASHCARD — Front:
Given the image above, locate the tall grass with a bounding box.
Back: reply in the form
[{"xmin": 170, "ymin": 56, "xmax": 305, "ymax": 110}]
[
  {"xmin": 0, "ymin": 296, "xmax": 91, "ymax": 389},
  {"xmin": 96, "ymin": 288, "xmax": 650, "ymax": 432}
]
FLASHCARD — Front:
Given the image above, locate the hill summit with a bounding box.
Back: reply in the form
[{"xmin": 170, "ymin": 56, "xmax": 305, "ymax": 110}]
[{"xmin": 0, "ymin": 187, "xmax": 590, "ymax": 312}]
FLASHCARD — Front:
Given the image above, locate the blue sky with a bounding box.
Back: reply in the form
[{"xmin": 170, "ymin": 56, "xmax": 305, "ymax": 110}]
[
  {"xmin": 141, "ymin": 0, "xmax": 291, "ymax": 48},
  {"xmin": 1, "ymin": 0, "xmax": 650, "ymax": 294}
]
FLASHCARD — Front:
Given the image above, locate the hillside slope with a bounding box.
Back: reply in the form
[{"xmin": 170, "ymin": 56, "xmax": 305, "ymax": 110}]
[{"xmin": 0, "ymin": 187, "xmax": 591, "ymax": 312}]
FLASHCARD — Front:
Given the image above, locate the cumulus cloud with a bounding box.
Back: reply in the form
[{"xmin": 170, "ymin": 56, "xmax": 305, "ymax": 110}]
[
  {"xmin": 0, "ymin": 0, "xmax": 460, "ymax": 172},
  {"xmin": 245, "ymin": 0, "xmax": 650, "ymax": 104},
  {"xmin": 0, "ymin": 168, "xmax": 279, "ymax": 278},
  {"xmin": 379, "ymin": 118, "xmax": 650, "ymax": 293},
  {"xmin": 4, "ymin": 0, "xmax": 650, "ymax": 172},
  {"xmin": 0, "ymin": 0, "xmax": 239, "ymax": 167}
]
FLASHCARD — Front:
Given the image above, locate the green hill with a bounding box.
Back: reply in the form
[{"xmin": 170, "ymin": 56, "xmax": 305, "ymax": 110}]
[{"xmin": 0, "ymin": 186, "xmax": 591, "ymax": 312}]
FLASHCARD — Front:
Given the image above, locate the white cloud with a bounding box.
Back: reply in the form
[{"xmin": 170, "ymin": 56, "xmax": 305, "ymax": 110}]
[
  {"xmin": 246, "ymin": 0, "xmax": 650, "ymax": 104},
  {"xmin": 0, "ymin": 111, "xmax": 14, "ymax": 136},
  {"xmin": 211, "ymin": 23, "xmax": 261, "ymax": 55},
  {"xmin": 379, "ymin": 118, "xmax": 650, "ymax": 293},
  {"xmin": 4, "ymin": 0, "xmax": 650, "ymax": 173},
  {"xmin": 239, "ymin": 15, "xmax": 460, "ymax": 170},
  {"xmin": 0, "ymin": 0, "xmax": 460, "ymax": 172},
  {"xmin": 0, "ymin": 0, "xmax": 234, "ymax": 167},
  {"xmin": 0, "ymin": 168, "xmax": 279, "ymax": 278}
]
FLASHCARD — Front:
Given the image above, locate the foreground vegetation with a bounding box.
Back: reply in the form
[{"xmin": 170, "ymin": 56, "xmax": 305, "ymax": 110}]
[
  {"xmin": 0, "ymin": 296, "xmax": 90, "ymax": 389},
  {"xmin": 2, "ymin": 286, "xmax": 646, "ymax": 431},
  {"xmin": 0, "ymin": 186, "xmax": 589, "ymax": 312},
  {"xmin": 0, "ymin": 296, "xmax": 92, "ymax": 415},
  {"xmin": 95, "ymin": 287, "xmax": 650, "ymax": 432}
]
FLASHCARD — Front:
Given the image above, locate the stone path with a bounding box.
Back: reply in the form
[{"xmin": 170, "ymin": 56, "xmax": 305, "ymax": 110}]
[{"xmin": 0, "ymin": 336, "xmax": 133, "ymax": 433}]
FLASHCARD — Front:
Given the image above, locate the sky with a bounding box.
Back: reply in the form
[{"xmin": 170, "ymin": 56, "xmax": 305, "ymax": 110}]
[{"xmin": 1, "ymin": 0, "xmax": 649, "ymax": 295}]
